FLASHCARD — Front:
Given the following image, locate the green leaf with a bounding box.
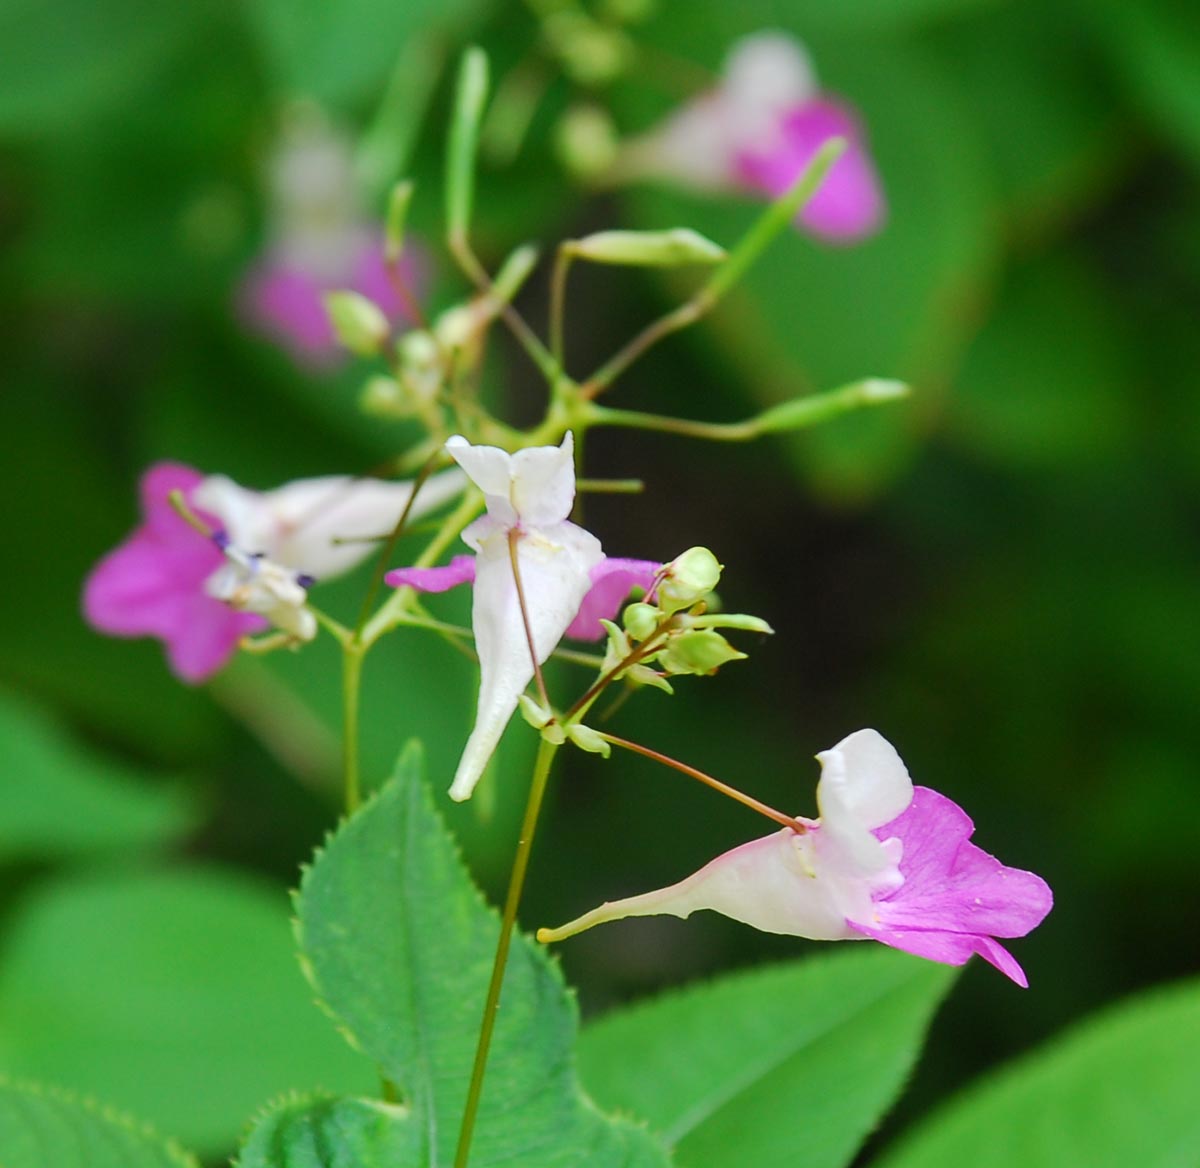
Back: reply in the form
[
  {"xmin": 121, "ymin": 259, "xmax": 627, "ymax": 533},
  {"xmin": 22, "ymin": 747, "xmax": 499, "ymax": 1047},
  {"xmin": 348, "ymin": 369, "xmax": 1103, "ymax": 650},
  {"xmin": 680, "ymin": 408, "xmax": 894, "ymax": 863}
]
[
  {"xmin": 579, "ymin": 949, "xmax": 955, "ymax": 1168},
  {"xmin": 237, "ymin": 1093, "xmax": 420, "ymax": 1168},
  {"xmin": 293, "ymin": 742, "xmax": 669, "ymax": 1167},
  {"xmin": 871, "ymin": 976, "xmax": 1200, "ymax": 1168},
  {"xmin": 0, "ymin": 691, "xmax": 196, "ymax": 862},
  {"xmin": 0, "ymin": 869, "xmax": 372, "ymax": 1157},
  {"xmin": 246, "ymin": 0, "xmax": 488, "ymax": 108},
  {"xmin": 0, "ymin": 1077, "xmax": 199, "ymax": 1168}
]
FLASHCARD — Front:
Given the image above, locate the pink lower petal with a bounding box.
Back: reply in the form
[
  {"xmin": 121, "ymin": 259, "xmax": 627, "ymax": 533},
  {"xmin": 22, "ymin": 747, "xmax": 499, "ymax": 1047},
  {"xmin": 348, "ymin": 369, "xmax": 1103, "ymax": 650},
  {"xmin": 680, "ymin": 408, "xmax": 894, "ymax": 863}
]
[
  {"xmin": 385, "ymin": 554, "xmax": 476, "ymax": 593},
  {"xmin": 566, "ymin": 558, "xmax": 662, "ymax": 641}
]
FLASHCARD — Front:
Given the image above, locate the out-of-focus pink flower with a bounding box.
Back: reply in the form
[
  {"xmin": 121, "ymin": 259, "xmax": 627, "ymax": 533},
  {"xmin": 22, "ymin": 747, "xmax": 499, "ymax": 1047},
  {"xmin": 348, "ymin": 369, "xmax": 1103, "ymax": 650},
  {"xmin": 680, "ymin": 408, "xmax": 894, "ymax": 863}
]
[
  {"xmin": 539, "ymin": 729, "xmax": 1051, "ymax": 985},
  {"xmin": 238, "ymin": 113, "xmax": 421, "ymax": 367},
  {"xmin": 386, "ymin": 553, "xmax": 660, "ymax": 642},
  {"xmin": 621, "ymin": 32, "xmax": 884, "ymax": 242},
  {"xmin": 84, "ymin": 462, "xmax": 466, "ymax": 683},
  {"xmin": 83, "ymin": 463, "xmax": 266, "ymax": 683}
]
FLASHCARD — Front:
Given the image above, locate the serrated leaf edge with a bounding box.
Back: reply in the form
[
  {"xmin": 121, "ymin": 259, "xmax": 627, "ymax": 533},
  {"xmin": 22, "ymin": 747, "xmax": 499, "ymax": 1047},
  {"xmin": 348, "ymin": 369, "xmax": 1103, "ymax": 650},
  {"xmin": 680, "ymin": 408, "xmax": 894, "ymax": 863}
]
[{"xmin": 0, "ymin": 1074, "xmax": 201, "ymax": 1167}]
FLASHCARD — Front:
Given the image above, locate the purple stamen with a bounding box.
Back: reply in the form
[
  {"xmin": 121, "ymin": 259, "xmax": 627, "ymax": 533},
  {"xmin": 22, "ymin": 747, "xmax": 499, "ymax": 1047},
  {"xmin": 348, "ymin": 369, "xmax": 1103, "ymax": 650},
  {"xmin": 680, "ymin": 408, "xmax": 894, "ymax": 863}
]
[
  {"xmin": 295, "ymin": 573, "xmax": 316, "ymax": 589},
  {"xmin": 212, "ymin": 530, "xmax": 230, "ymax": 551}
]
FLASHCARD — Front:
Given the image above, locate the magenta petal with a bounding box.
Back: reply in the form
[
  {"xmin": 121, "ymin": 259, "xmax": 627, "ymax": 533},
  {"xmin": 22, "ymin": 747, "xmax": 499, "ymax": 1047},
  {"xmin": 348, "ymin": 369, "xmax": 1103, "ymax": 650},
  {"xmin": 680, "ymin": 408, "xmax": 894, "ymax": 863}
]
[
  {"xmin": 566, "ymin": 558, "xmax": 662, "ymax": 641},
  {"xmin": 352, "ymin": 238, "xmax": 422, "ymax": 326},
  {"xmin": 850, "ymin": 922, "xmax": 1029, "ymax": 988},
  {"xmin": 873, "ymin": 788, "xmax": 1054, "ymax": 939},
  {"xmin": 83, "ymin": 460, "xmax": 260, "ymax": 683},
  {"xmin": 165, "ymin": 598, "xmax": 265, "ymax": 683},
  {"xmin": 851, "ymin": 786, "xmax": 1051, "ymax": 984},
  {"xmin": 240, "ymin": 261, "xmax": 339, "ymax": 365},
  {"xmin": 385, "ymin": 554, "xmax": 476, "ymax": 593},
  {"xmin": 734, "ymin": 98, "xmax": 884, "ymax": 242}
]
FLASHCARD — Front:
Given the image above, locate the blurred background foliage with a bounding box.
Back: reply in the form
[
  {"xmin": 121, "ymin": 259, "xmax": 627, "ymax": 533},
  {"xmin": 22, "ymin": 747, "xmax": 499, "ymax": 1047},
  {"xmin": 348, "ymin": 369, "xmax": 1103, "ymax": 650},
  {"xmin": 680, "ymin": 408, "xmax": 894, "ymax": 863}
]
[{"xmin": 1, "ymin": 0, "xmax": 1198, "ymax": 1162}]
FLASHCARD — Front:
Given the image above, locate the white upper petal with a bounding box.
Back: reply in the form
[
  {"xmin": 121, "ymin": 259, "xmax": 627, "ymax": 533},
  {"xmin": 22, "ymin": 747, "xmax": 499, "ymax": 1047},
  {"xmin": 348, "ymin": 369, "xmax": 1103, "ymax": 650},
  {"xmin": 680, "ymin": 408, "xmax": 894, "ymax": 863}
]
[
  {"xmin": 510, "ymin": 433, "xmax": 576, "ymax": 526},
  {"xmin": 446, "ymin": 433, "xmax": 577, "ymax": 529},
  {"xmin": 813, "ymin": 729, "xmax": 912, "ymax": 890},
  {"xmin": 721, "ymin": 32, "xmax": 819, "ymax": 120},
  {"xmin": 446, "ymin": 437, "xmax": 519, "ymax": 526}
]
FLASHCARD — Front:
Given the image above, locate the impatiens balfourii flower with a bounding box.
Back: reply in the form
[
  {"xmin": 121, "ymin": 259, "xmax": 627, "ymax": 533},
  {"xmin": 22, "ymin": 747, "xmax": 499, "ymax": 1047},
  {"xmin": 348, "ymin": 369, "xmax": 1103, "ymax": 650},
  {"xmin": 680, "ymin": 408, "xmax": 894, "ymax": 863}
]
[
  {"xmin": 416, "ymin": 433, "xmax": 607, "ymax": 802},
  {"xmin": 84, "ymin": 461, "xmax": 466, "ymax": 683},
  {"xmin": 385, "ymin": 554, "xmax": 661, "ymax": 642},
  {"xmin": 619, "ymin": 32, "xmax": 884, "ymax": 242},
  {"xmin": 238, "ymin": 111, "xmax": 421, "ymax": 367},
  {"xmin": 538, "ymin": 729, "xmax": 1052, "ymax": 986}
]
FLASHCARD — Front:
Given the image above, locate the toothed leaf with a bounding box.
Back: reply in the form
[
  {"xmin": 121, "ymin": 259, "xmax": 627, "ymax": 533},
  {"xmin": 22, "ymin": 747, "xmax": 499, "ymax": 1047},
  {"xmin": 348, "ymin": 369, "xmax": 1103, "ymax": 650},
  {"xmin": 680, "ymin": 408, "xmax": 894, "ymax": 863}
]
[
  {"xmin": 237, "ymin": 1093, "xmax": 420, "ymax": 1168},
  {"xmin": 292, "ymin": 741, "xmax": 669, "ymax": 1167},
  {"xmin": 0, "ymin": 1077, "xmax": 199, "ymax": 1168}
]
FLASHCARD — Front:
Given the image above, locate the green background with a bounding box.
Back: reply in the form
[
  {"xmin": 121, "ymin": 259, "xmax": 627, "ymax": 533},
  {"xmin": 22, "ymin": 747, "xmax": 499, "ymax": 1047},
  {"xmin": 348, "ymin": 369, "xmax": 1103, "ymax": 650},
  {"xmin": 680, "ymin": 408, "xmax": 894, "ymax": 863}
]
[{"xmin": 1, "ymin": 0, "xmax": 1198, "ymax": 1161}]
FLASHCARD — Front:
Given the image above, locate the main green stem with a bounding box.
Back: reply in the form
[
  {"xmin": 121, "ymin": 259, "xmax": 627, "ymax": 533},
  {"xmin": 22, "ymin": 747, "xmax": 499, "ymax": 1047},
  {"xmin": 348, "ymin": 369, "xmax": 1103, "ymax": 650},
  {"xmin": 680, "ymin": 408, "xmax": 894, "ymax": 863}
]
[
  {"xmin": 454, "ymin": 736, "xmax": 559, "ymax": 1168},
  {"xmin": 341, "ymin": 644, "xmax": 365, "ymax": 814}
]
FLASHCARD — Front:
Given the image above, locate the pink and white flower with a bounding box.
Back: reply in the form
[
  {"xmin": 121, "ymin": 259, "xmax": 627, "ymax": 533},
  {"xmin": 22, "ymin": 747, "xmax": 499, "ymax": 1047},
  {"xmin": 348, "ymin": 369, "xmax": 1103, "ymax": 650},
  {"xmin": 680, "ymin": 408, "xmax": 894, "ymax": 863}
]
[
  {"xmin": 538, "ymin": 729, "xmax": 1052, "ymax": 985},
  {"xmin": 621, "ymin": 32, "xmax": 884, "ymax": 242},
  {"xmin": 84, "ymin": 461, "xmax": 465, "ymax": 683},
  {"xmin": 238, "ymin": 113, "xmax": 420, "ymax": 367},
  {"xmin": 402, "ymin": 433, "xmax": 611, "ymax": 802}
]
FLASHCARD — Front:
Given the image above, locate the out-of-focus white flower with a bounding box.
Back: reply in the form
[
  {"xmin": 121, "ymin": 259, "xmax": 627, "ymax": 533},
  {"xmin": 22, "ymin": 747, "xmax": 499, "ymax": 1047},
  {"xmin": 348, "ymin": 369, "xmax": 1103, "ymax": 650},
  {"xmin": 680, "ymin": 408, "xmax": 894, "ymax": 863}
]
[{"xmin": 620, "ymin": 32, "xmax": 884, "ymax": 242}]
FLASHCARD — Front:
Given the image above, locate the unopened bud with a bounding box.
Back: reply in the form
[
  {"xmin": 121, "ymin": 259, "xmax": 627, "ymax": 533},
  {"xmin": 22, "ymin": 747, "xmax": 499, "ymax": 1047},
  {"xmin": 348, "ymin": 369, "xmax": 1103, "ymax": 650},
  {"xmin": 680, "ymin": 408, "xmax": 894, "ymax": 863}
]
[
  {"xmin": 625, "ymin": 663, "xmax": 673, "ymax": 693},
  {"xmin": 658, "ymin": 547, "xmax": 722, "ymax": 613},
  {"xmin": 555, "ymin": 105, "xmax": 619, "ymax": 179},
  {"xmin": 660, "ymin": 629, "xmax": 746, "ymax": 676},
  {"xmin": 622, "ymin": 602, "xmax": 660, "ymax": 641},
  {"xmin": 568, "ymin": 228, "xmax": 725, "ymax": 268},
  {"xmin": 324, "ymin": 291, "xmax": 389, "ymax": 356},
  {"xmin": 433, "ymin": 303, "xmax": 478, "ymax": 351},
  {"xmin": 360, "ymin": 374, "xmax": 406, "ymax": 417},
  {"xmin": 567, "ymin": 722, "xmax": 611, "ymax": 757}
]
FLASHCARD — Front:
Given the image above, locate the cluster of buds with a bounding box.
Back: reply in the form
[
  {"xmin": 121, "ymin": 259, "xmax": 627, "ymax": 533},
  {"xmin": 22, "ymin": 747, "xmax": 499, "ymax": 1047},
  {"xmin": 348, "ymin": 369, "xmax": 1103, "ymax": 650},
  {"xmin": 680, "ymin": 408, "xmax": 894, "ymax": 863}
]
[{"xmin": 600, "ymin": 547, "xmax": 773, "ymax": 693}]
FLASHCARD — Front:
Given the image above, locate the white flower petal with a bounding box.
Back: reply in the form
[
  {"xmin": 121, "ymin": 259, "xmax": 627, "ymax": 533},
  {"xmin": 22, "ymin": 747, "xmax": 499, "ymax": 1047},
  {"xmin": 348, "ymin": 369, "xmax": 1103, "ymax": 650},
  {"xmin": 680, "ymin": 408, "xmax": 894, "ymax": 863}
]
[
  {"xmin": 264, "ymin": 469, "xmax": 467, "ymax": 577},
  {"xmin": 539, "ymin": 829, "xmax": 860, "ymax": 943},
  {"xmin": 197, "ymin": 470, "xmax": 467, "ymax": 579},
  {"xmin": 446, "ymin": 436, "xmax": 520, "ymax": 525},
  {"xmin": 814, "ymin": 728, "xmax": 913, "ymax": 882},
  {"xmin": 510, "ymin": 432, "xmax": 576, "ymax": 526},
  {"xmin": 449, "ymin": 518, "xmax": 602, "ymax": 802}
]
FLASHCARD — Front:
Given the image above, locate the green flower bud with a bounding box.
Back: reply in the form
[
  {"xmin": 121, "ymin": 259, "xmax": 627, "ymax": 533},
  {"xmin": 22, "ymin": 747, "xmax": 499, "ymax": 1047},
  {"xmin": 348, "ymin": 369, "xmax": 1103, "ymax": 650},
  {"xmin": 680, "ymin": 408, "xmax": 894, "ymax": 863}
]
[
  {"xmin": 567, "ymin": 722, "xmax": 611, "ymax": 757},
  {"xmin": 625, "ymin": 664, "xmax": 673, "ymax": 693},
  {"xmin": 567, "ymin": 228, "xmax": 725, "ymax": 268},
  {"xmin": 687, "ymin": 612, "xmax": 774, "ymax": 635},
  {"xmin": 359, "ymin": 374, "xmax": 406, "ymax": 418},
  {"xmin": 324, "ymin": 291, "xmax": 390, "ymax": 356},
  {"xmin": 554, "ymin": 105, "xmax": 619, "ymax": 180},
  {"xmin": 658, "ymin": 547, "xmax": 722, "ymax": 613},
  {"xmin": 622, "ymin": 601, "xmax": 660, "ymax": 641},
  {"xmin": 519, "ymin": 696, "xmax": 566, "ymax": 744},
  {"xmin": 599, "ymin": 618, "xmax": 631, "ymax": 674},
  {"xmin": 660, "ymin": 629, "xmax": 746, "ymax": 676}
]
